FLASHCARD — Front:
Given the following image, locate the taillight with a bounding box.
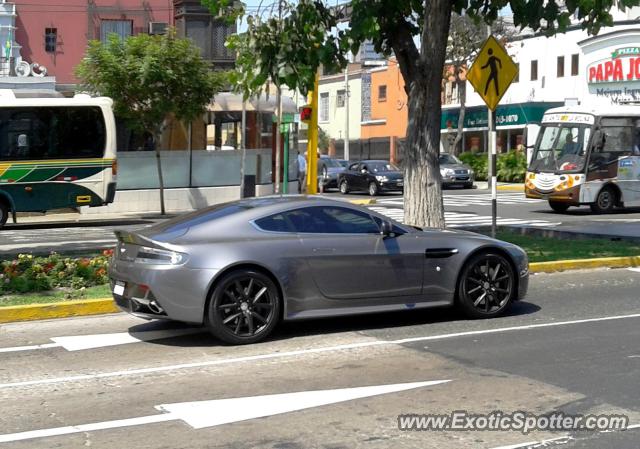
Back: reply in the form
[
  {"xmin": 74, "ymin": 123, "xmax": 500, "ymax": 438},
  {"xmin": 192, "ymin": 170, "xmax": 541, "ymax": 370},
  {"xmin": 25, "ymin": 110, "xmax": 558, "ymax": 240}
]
[{"xmin": 112, "ymin": 159, "xmax": 118, "ymax": 176}]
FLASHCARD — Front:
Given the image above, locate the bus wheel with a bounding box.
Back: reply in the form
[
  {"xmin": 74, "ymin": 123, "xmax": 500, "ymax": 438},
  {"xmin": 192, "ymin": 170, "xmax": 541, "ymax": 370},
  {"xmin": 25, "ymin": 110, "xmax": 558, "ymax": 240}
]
[
  {"xmin": 549, "ymin": 201, "xmax": 570, "ymax": 213},
  {"xmin": 0, "ymin": 202, "xmax": 8, "ymax": 228},
  {"xmin": 590, "ymin": 186, "xmax": 616, "ymax": 214}
]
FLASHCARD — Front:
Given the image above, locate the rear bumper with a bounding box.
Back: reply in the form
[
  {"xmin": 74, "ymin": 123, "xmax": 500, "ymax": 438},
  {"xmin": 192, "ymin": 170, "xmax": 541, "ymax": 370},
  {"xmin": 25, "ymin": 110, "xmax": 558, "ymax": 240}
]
[{"xmin": 108, "ymin": 257, "xmax": 219, "ymax": 324}]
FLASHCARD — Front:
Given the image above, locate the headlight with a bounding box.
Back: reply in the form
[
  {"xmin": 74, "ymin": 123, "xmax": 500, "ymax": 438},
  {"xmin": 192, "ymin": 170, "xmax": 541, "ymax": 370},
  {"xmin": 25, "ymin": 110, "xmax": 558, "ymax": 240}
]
[
  {"xmin": 440, "ymin": 168, "xmax": 454, "ymax": 176},
  {"xmin": 135, "ymin": 246, "xmax": 187, "ymax": 265},
  {"xmin": 375, "ymin": 175, "xmax": 389, "ymax": 182}
]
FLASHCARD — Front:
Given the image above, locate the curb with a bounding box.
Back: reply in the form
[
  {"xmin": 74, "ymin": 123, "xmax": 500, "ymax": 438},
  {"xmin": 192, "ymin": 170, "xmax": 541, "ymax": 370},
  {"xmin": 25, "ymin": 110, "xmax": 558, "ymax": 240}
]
[
  {"xmin": 529, "ymin": 255, "xmax": 640, "ymax": 273},
  {"xmin": 496, "ymin": 184, "xmax": 524, "ymax": 192},
  {"xmin": 0, "ymin": 298, "xmax": 119, "ymax": 324},
  {"xmin": 2, "ymin": 255, "xmax": 639, "ymax": 324},
  {"xmin": 349, "ymin": 199, "xmax": 377, "ymax": 205}
]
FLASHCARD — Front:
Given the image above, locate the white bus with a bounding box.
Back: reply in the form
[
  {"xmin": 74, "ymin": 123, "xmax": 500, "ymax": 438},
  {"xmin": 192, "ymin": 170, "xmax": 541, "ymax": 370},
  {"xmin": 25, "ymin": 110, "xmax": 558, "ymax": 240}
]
[
  {"xmin": 526, "ymin": 105, "xmax": 640, "ymax": 213},
  {"xmin": 0, "ymin": 90, "xmax": 117, "ymax": 227}
]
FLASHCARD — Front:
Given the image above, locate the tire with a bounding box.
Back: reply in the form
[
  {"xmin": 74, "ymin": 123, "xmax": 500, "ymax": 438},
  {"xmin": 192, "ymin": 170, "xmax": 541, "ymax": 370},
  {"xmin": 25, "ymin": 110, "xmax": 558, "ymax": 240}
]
[
  {"xmin": 549, "ymin": 201, "xmax": 570, "ymax": 213},
  {"xmin": 0, "ymin": 202, "xmax": 8, "ymax": 228},
  {"xmin": 590, "ymin": 186, "xmax": 616, "ymax": 214},
  {"xmin": 339, "ymin": 179, "xmax": 349, "ymax": 195},
  {"xmin": 368, "ymin": 181, "xmax": 379, "ymax": 196},
  {"xmin": 207, "ymin": 269, "xmax": 281, "ymax": 345},
  {"xmin": 457, "ymin": 252, "xmax": 515, "ymax": 319}
]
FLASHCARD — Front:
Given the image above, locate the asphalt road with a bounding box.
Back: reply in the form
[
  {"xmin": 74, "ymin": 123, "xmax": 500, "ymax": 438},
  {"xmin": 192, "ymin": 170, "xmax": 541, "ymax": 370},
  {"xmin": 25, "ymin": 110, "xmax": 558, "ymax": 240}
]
[
  {"xmin": 1, "ymin": 268, "xmax": 639, "ymax": 448},
  {"xmin": 1, "ymin": 188, "xmax": 639, "ymax": 255}
]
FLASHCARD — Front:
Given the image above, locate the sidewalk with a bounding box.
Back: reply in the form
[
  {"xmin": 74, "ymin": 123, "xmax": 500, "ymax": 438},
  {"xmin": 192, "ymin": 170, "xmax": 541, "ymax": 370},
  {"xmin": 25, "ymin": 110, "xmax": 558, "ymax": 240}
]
[{"xmin": 474, "ymin": 182, "xmax": 523, "ymax": 192}]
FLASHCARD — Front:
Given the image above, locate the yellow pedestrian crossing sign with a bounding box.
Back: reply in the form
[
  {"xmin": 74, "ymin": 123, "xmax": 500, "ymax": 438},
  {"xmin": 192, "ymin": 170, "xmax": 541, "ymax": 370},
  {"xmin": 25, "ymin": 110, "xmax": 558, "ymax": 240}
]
[{"xmin": 467, "ymin": 35, "xmax": 518, "ymax": 111}]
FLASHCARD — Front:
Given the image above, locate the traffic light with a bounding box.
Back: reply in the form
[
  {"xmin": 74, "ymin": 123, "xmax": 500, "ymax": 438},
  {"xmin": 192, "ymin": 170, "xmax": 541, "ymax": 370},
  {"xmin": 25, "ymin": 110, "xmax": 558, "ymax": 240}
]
[{"xmin": 300, "ymin": 105, "xmax": 312, "ymax": 123}]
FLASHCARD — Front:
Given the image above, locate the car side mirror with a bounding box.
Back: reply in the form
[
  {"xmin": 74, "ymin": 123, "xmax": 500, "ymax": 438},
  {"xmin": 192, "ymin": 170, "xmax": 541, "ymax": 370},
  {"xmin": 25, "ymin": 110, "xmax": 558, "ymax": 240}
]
[
  {"xmin": 380, "ymin": 220, "xmax": 394, "ymax": 237},
  {"xmin": 361, "ymin": 168, "xmax": 368, "ymax": 174}
]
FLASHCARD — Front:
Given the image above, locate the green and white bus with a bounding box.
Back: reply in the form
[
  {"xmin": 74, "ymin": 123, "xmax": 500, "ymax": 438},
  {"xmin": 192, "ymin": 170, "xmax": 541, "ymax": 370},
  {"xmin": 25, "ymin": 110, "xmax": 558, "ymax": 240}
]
[{"xmin": 0, "ymin": 90, "xmax": 117, "ymax": 227}]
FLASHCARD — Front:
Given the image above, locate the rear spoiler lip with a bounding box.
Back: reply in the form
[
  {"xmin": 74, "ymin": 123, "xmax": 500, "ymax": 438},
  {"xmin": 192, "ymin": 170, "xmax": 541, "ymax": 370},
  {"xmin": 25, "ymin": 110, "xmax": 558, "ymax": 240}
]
[{"xmin": 113, "ymin": 230, "xmax": 176, "ymax": 251}]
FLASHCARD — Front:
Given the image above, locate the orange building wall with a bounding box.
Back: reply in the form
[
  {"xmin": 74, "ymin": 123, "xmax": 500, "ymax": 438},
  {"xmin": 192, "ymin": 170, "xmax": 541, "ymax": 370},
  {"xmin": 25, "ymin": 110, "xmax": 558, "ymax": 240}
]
[{"xmin": 360, "ymin": 61, "xmax": 408, "ymax": 140}]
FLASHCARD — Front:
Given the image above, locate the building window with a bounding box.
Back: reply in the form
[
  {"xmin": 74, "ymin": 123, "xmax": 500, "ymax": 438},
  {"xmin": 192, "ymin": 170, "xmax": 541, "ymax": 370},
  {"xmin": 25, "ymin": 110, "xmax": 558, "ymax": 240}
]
[
  {"xmin": 571, "ymin": 54, "xmax": 579, "ymax": 76},
  {"xmin": 531, "ymin": 60, "xmax": 538, "ymax": 81},
  {"xmin": 513, "ymin": 63, "xmax": 519, "ymax": 83},
  {"xmin": 45, "ymin": 28, "xmax": 57, "ymax": 53},
  {"xmin": 378, "ymin": 85, "xmax": 387, "ymax": 102},
  {"xmin": 320, "ymin": 92, "xmax": 329, "ymax": 122},
  {"xmin": 336, "ymin": 89, "xmax": 346, "ymax": 108},
  {"xmin": 557, "ymin": 56, "xmax": 565, "ymax": 78},
  {"xmin": 100, "ymin": 20, "xmax": 133, "ymax": 43}
]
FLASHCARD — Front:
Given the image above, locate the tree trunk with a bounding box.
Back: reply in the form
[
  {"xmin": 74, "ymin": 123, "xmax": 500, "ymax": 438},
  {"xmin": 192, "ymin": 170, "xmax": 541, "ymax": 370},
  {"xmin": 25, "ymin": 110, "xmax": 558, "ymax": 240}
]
[
  {"xmin": 453, "ymin": 77, "xmax": 466, "ymax": 155},
  {"xmin": 402, "ymin": 0, "xmax": 452, "ymax": 229},
  {"xmin": 154, "ymin": 131, "xmax": 166, "ymax": 215}
]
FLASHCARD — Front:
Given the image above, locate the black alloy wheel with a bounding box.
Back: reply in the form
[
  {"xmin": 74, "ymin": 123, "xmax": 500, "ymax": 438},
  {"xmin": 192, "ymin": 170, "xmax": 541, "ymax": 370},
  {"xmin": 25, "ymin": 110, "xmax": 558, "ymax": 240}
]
[
  {"xmin": 457, "ymin": 253, "xmax": 515, "ymax": 318},
  {"xmin": 208, "ymin": 270, "xmax": 280, "ymax": 344},
  {"xmin": 590, "ymin": 186, "xmax": 616, "ymax": 214},
  {"xmin": 339, "ymin": 179, "xmax": 350, "ymax": 194}
]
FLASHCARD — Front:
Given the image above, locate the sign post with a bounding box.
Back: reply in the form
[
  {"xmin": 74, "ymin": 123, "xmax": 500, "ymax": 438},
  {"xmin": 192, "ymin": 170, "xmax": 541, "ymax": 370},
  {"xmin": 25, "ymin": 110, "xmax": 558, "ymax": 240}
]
[{"xmin": 466, "ymin": 35, "xmax": 518, "ymax": 238}]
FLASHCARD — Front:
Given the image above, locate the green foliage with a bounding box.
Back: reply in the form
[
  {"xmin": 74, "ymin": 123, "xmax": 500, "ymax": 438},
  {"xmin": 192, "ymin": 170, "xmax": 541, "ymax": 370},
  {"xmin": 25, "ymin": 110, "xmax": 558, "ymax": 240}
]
[
  {"xmin": 0, "ymin": 251, "xmax": 112, "ymax": 295},
  {"xmin": 497, "ymin": 150, "xmax": 528, "ymax": 182},
  {"xmin": 459, "ymin": 150, "xmax": 527, "ymax": 182},
  {"xmin": 76, "ymin": 30, "xmax": 225, "ymax": 136},
  {"xmin": 459, "ymin": 152, "xmax": 488, "ymax": 181},
  {"xmin": 318, "ymin": 127, "xmax": 330, "ymax": 152}
]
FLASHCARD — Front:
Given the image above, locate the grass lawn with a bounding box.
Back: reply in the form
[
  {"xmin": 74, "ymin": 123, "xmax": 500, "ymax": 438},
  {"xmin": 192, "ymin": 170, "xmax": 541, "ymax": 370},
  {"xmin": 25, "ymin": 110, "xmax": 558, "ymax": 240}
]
[
  {"xmin": 493, "ymin": 229, "xmax": 640, "ymax": 263},
  {"xmin": 0, "ymin": 284, "xmax": 112, "ymax": 307}
]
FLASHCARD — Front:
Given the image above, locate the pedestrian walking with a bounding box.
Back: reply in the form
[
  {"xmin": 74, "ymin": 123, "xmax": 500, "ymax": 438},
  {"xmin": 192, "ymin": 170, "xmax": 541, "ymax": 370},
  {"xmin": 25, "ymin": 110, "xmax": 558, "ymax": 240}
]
[{"xmin": 297, "ymin": 151, "xmax": 307, "ymax": 193}]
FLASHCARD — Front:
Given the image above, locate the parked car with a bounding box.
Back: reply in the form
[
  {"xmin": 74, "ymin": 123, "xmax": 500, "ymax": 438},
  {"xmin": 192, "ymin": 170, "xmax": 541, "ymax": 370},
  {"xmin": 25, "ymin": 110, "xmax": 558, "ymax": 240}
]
[
  {"xmin": 338, "ymin": 160, "xmax": 404, "ymax": 196},
  {"xmin": 318, "ymin": 156, "xmax": 346, "ymax": 191},
  {"xmin": 439, "ymin": 153, "xmax": 474, "ymax": 189},
  {"xmin": 109, "ymin": 196, "xmax": 529, "ymax": 345}
]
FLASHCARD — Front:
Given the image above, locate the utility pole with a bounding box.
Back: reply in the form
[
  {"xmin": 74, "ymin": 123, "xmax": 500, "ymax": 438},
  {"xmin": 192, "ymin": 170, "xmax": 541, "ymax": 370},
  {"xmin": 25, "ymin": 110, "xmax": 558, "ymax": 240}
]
[
  {"xmin": 306, "ymin": 71, "xmax": 319, "ymax": 194},
  {"xmin": 343, "ymin": 61, "xmax": 350, "ymax": 161},
  {"xmin": 486, "ymin": 25, "xmax": 497, "ymax": 238}
]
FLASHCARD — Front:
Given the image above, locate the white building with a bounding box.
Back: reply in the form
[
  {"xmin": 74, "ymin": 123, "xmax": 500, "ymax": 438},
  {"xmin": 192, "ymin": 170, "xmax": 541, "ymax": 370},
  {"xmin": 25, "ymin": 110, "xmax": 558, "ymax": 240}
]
[
  {"xmin": 318, "ymin": 68, "xmax": 363, "ymax": 141},
  {"xmin": 443, "ymin": 7, "xmax": 640, "ymax": 154}
]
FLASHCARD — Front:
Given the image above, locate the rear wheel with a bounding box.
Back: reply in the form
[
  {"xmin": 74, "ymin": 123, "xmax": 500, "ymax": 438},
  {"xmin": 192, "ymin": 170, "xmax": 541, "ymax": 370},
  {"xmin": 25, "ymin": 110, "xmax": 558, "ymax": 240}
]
[
  {"xmin": 339, "ymin": 179, "xmax": 349, "ymax": 195},
  {"xmin": 590, "ymin": 186, "xmax": 616, "ymax": 214},
  {"xmin": 207, "ymin": 270, "xmax": 281, "ymax": 345},
  {"xmin": 0, "ymin": 202, "xmax": 9, "ymax": 228},
  {"xmin": 457, "ymin": 252, "xmax": 515, "ymax": 319},
  {"xmin": 368, "ymin": 182, "xmax": 379, "ymax": 196},
  {"xmin": 549, "ymin": 201, "xmax": 570, "ymax": 213}
]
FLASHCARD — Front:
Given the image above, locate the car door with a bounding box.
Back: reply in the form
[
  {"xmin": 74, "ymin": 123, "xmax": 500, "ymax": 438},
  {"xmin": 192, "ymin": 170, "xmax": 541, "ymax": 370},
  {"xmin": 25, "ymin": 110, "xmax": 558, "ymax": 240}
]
[
  {"xmin": 283, "ymin": 205, "xmax": 423, "ymax": 299},
  {"xmin": 355, "ymin": 163, "xmax": 370, "ymax": 190},
  {"xmin": 342, "ymin": 162, "xmax": 360, "ymax": 187}
]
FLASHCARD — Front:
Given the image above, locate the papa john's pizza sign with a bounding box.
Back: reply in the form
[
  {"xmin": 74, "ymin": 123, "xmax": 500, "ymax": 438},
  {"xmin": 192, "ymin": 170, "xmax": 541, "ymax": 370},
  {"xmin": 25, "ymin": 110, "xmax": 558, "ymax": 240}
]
[{"xmin": 587, "ymin": 47, "xmax": 640, "ymax": 83}]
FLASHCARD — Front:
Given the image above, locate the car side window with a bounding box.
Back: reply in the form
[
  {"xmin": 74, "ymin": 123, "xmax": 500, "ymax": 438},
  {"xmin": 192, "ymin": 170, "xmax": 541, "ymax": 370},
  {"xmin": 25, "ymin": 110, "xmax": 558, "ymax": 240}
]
[
  {"xmin": 254, "ymin": 213, "xmax": 292, "ymax": 233},
  {"xmin": 372, "ymin": 216, "xmax": 406, "ymax": 235},
  {"xmin": 284, "ymin": 206, "xmax": 380, "ymax": 234},
  {"xmin": 348, "ymin": 162, "xmax": 359, "ymax": 171}
]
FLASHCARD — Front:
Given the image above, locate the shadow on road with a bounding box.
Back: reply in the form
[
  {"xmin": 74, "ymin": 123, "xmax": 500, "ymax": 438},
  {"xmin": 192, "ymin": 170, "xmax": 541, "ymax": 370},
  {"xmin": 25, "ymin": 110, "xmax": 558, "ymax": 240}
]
[{"xmin": 128, "ymin": 300, "xmax": 541, "ymax": 348}]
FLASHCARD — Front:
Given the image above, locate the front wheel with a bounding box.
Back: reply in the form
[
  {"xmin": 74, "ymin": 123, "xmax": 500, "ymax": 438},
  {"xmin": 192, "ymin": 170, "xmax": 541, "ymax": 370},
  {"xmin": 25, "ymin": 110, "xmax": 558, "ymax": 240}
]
[
  {"xmin": 207, "ymin": 270, "xmax": 281, "ymax": 345},
  {"xmin": 457, "ymin": 252, "xmax": 515, "ymax": 319},
  {"xmin": 368, "ymin": 182, "xmax": 379, "ymax": 196},
  {"xmin": 590, "ymin": 186, "xmax": 616, "ymax": 214},
  {"xmin": 339, "ymin": 179, "xmax": 350, "ymax": 195},
  {"xmin": 0, "ymin": 202, "xmax": 8, "ymax": 228},
  {"xmin": 549, "ymin": 201, "xmax": 570, "ymax": 213}
]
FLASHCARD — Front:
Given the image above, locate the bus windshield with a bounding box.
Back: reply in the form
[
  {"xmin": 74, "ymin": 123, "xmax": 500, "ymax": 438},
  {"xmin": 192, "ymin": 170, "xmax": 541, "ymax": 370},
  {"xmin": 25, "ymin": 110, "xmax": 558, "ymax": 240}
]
[{"xmin": 529, "ymin": 124, "xmax": 592, "ymax": 173}]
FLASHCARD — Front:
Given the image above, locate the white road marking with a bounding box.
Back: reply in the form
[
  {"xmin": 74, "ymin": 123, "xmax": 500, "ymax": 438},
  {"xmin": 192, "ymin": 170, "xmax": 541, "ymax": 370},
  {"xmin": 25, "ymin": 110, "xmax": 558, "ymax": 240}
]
[
  {"xmin": 627, "ymin": 268, "xmax": 640, "ymax": 273},
  {"xmin": 0, "ymin": 380, "xmax": 450, "ymax": 443},
  {"xmin": 489, "ymin": 435, "xmax": 573, "ymax": 449},
  {"xmin": 0, "ymin": 328, "xmax": 202, "ymax": 353},
  {"xmin": 628, "ymin": 355, "xmax": 640, "ymax": 358},
  {"xmin": 1, "ymin": 313, "xmax": 638, "ymax": 390}
]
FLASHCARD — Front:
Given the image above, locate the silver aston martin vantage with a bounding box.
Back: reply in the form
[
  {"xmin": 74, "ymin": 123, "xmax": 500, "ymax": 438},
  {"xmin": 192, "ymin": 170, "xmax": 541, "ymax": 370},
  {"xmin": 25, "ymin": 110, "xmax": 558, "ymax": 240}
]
[{"xmin": 109, "ymin": 196, "xmax": 529, "ymax": 344}]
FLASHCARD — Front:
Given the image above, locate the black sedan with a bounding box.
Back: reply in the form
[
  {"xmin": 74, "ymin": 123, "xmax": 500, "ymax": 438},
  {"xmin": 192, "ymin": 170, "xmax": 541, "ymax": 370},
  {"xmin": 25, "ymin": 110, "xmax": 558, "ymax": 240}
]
[{"xmin": 338, "ymin": 160, "xmax": 404, "ymax": 196}]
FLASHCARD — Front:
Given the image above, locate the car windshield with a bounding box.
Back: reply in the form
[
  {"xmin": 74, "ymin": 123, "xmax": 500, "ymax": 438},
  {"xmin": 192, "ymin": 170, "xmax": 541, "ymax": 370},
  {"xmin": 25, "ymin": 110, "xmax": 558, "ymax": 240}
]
[
  {"xmin": 369, "ymin": 162, "xmax": 399, "ymax": 172},
  {"xmin": 529, "ymin": 124, "xmax": 592, "ymax": 172},
  {"xmin": 337, "ymin": 160, "xmax": 349, "ymax": 167},
  {"xmin": 321, "ymin": 158, "xmax": 342, "ymax": 168},
  {"xmin": 439, "ymin": 154, "xmax": 462, "ymax": 165}
]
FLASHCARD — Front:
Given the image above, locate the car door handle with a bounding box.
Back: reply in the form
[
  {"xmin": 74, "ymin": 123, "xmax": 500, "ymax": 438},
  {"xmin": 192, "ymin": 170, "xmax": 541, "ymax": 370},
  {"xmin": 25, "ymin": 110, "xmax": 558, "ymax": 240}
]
[
  {"xmin": 425, "ymin": 248, "xmax": 459, "ymax": 258},
  {"xmin": 313, "ymin": 248, "xmax": 336, "ymax": 253}
]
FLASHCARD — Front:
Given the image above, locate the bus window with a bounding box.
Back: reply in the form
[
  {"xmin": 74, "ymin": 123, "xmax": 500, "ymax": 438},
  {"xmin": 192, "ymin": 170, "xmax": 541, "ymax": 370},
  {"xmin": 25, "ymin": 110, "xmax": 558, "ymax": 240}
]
[
  {"xmin": 591, "ymin": 124, "xmax": 634, "ymax": 169},
  {"xmin": 0, "ymin": 107, "xmax": 106, "ymax": 161}
]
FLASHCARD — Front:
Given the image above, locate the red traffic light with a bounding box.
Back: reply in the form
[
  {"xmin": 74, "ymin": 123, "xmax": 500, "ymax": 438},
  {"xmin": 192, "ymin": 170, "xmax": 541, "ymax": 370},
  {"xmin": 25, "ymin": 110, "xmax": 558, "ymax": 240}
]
[{"xmin": 300, "ymin": 105, "xmax": 312, "ymax": 123}]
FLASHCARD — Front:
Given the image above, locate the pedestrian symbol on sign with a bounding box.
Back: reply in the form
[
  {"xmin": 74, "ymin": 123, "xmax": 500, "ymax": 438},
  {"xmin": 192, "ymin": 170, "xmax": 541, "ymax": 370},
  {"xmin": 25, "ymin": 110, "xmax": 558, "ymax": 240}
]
[{"xmin": 482, "ymin": 49, "xmax": 502, "ymax": 97}]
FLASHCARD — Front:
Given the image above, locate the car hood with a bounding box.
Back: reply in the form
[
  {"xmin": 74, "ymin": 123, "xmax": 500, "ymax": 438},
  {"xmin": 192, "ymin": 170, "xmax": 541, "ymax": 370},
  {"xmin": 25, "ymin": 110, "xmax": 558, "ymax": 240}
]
[
  {"xmin": 440, "ymin": 163, "xmax": 471, "ymax": 171},
  {"xmin": 326, "ymin": 167, "xmax": 344, "ymax": 175}
]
